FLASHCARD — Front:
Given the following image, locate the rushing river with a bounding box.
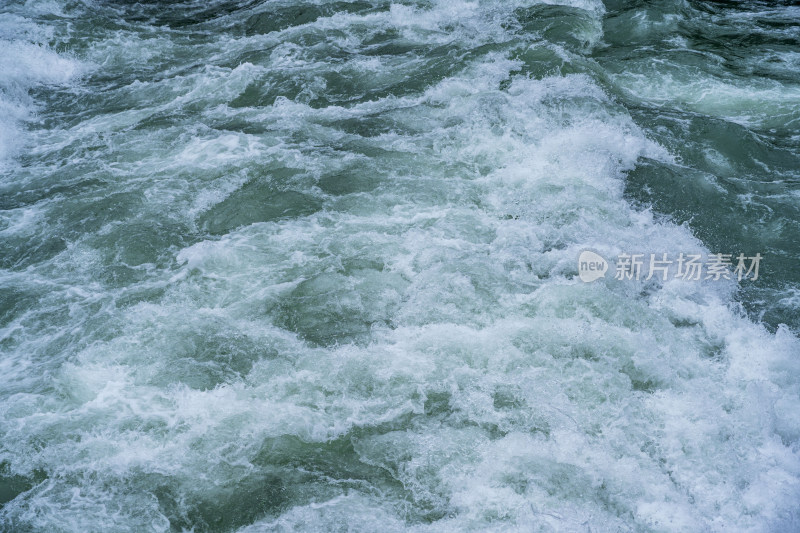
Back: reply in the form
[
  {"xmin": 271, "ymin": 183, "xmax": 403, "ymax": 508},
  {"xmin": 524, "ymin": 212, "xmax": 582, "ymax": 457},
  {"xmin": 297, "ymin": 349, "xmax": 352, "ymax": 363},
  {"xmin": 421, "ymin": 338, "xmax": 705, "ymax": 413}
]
[{"xmin": 1, "ymin": 0, "xmax": 800, "ymax": 531}]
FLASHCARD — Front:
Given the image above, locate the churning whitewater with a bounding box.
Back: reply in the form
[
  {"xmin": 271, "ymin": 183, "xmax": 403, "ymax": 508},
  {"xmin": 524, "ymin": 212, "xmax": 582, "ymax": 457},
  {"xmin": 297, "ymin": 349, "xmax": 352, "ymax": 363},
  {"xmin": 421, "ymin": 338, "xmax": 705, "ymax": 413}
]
[{"xmin": 1, "ymin": 0, "xmax": 799, "ymax": 531}]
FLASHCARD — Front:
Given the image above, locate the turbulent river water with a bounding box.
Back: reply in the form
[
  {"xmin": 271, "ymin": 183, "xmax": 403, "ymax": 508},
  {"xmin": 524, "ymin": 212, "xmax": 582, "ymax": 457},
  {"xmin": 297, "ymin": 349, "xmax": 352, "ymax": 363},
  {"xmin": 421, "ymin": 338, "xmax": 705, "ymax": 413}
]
[{"xmin": 1, "ymin": 0, "xmax": 800, "ymax": 531}]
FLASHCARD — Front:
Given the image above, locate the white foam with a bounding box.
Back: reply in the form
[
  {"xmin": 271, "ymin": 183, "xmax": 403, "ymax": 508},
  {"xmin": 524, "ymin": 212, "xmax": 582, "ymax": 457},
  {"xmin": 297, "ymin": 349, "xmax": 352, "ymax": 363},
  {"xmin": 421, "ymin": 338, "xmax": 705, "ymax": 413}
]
[
  {"xmin": 1, "ymin": 1, "xmax": 798, "ymax": 531},
  {"xmin": 0, "ymin": 28, "xmax": 82, "ymax": 169}
]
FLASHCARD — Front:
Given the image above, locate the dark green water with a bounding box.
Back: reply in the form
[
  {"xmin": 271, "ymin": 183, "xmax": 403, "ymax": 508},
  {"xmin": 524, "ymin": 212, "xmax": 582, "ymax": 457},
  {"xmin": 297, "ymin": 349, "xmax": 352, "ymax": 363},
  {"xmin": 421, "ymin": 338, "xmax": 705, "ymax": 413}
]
[{"xmin": 1, "ymin": 0, "xmax": 799, "ymax": 531}]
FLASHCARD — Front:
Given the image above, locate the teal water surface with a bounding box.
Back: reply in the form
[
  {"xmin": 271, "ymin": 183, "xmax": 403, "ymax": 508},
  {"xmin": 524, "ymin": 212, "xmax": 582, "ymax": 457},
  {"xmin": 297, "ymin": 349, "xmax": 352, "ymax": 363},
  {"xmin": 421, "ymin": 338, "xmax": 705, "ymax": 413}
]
[{"xmin": 1, "ymin": 0, "xmax": 800, "ymax": 531}]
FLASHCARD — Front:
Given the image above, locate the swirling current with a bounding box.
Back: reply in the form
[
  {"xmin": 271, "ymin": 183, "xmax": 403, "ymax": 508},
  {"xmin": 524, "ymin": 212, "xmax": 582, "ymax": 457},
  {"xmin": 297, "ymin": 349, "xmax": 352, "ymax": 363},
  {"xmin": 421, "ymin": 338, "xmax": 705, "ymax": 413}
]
[{"xmin": 1, "ymin": 0, "xmax": 800, "ymax": 531}]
